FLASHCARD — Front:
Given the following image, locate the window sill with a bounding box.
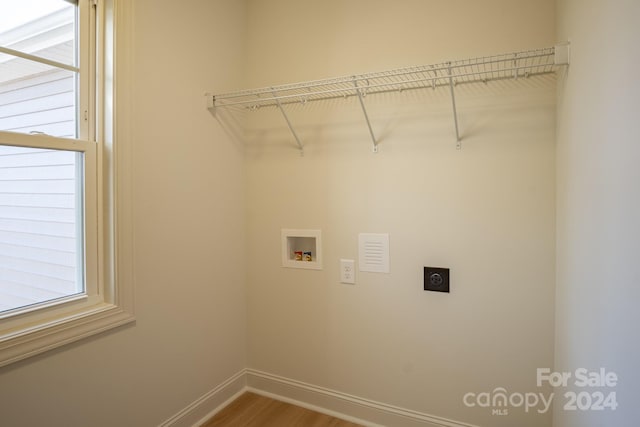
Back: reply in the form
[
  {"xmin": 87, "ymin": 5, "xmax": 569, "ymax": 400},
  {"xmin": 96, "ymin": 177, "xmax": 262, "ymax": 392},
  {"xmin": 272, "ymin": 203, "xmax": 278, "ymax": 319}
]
[{"xmin": 0, "ymin": 302, "xmax": 135, "ymax": 367}]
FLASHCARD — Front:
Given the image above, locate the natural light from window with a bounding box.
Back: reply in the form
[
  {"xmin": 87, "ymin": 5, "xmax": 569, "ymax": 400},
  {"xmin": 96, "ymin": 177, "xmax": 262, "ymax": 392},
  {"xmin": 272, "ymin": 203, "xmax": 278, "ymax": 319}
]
[
  {"xmin": 0, "ymin": 1, "xmax": 71, "ymax": 33},
  {"xmin": 0, "ymin": 0, "xmax": 84, "ymax": 315}
]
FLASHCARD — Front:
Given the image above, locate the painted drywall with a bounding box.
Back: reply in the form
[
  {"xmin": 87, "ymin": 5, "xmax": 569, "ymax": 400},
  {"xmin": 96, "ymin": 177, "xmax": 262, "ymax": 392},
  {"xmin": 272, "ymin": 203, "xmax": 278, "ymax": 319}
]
[
  {"xmin": 0, "ymin": 1, "xmax": 248, "ymax": 426},
  {"xmin": 555, "ymin": 0, "xmax": 640, "ymax": 426},
  {"xmin": 243, "ymin": 1, "xmax": 556, "ymax": 426}
]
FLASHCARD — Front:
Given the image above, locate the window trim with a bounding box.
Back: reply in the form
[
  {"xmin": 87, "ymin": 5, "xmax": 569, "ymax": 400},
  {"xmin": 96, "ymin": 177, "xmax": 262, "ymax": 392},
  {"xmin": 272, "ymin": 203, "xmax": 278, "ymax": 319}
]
[{"xmin": 0, "ymin": 0, "xmax": 134, "ymax": 367}]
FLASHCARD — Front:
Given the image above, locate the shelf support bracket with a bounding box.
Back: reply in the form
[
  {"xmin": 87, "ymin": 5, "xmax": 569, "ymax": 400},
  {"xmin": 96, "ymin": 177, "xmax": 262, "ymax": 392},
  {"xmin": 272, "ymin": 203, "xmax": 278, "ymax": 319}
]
[
  {"xmin": 205, "ymin": 93, "xmax": 215, "ymax": 114},
  {"xmin": 272, "ymin": 89, "xmax": 304, "ymax": 156},
  {"xmin": 447, "ymin": 64, "xmax": 462, "ymax": 149},
  {"xmin": 353, "ymin": 78, "xmax": 378, "ymax": 153}
]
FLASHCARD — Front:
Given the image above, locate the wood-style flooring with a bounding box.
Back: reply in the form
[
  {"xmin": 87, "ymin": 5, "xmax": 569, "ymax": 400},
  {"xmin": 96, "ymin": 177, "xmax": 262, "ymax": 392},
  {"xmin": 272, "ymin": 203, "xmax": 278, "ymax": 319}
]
[{"xmin": 202, "ymin": 392, "xmax": 363, "ymax": 427}]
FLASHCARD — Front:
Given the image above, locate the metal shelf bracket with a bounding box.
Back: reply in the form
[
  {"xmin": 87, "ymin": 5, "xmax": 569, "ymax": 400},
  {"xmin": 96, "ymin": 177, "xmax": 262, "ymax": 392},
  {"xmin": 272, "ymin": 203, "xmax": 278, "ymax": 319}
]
[
  {"xmin": 205, "ymin": 93, "xmax": 215, "ymax": 113},
  {"xmin": 272, "ymin": 89, "xmax": 304, "ymax": 156},
  {"xmin": 447, "ymin": 64, "xmax": 462, "ymax": 149},
  {"xmin": 353, "ymin": 78, "xmax": 379, "ymax": 153}
]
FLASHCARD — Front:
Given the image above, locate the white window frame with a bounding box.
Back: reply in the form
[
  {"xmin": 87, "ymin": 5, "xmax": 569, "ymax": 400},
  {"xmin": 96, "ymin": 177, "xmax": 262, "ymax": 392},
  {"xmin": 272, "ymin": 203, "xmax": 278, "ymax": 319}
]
[{"xmin": 0, "ymin": 0, "xmax": 134, "ymax": 367}]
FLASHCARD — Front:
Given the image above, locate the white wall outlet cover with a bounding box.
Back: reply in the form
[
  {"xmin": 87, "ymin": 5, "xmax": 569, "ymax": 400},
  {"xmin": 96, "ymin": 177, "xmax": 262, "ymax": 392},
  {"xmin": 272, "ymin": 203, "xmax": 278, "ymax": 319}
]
[
  {"xmin": 358, "ymin": 233, "xmax": 390, "ymax": 273},
  {"xmin": 340, "ymin": 259, "xmax": 356, "ymax": 284}
]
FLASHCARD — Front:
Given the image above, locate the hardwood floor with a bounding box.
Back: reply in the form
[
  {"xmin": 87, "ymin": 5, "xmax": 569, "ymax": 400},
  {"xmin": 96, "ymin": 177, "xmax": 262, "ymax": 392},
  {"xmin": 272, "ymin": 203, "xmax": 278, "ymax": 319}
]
[{"xmin": 202, "ymin": 392, "xmax": 363, "ymax": 427}]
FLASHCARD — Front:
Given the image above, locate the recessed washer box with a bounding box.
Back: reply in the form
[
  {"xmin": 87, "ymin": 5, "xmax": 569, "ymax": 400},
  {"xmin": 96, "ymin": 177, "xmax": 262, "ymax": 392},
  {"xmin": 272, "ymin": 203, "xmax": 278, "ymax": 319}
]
[{"xmin": 281, "ymin": 229, "xmax": 322, "ymax": 270}]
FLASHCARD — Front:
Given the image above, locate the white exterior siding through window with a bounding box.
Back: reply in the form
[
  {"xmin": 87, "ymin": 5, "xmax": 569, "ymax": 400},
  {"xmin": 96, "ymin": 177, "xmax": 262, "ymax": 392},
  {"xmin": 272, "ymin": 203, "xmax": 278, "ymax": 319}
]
[{"xmin": 0, "ymin": 6, "xmax": 81, "ymax": 313}]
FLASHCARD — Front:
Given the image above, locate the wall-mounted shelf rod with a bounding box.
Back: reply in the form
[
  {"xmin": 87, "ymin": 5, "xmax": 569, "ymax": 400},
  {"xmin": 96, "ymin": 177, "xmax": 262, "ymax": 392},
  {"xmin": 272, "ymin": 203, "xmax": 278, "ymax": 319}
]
[{"xmin": 207, "ymin": 44, "xmax": 569, "ymax": 152}]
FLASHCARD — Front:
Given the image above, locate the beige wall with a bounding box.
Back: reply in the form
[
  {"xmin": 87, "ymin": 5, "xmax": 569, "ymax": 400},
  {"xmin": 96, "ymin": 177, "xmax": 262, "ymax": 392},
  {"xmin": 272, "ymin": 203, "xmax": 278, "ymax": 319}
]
[
  {"xmin": 9, "ymin": 1, "xmax": 632, "ymax": 426},
  {"xmin": 0, "ymin": 1, "xmax": 248, "ymax": 426},
  {"xmin": 245, "ymin": 1, "xmax": 556, "ymax": 426},
  {"xmin": 555, "ymin": 0, "xmax": 640, "ymax": 426}
]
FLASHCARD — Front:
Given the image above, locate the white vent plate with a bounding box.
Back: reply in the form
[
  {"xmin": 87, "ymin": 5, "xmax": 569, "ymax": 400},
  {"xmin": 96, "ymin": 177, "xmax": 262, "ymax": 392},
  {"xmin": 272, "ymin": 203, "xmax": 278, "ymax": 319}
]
[{"xmin": 358, "ymin": 233, "xmax": 390, "ymax": 273}]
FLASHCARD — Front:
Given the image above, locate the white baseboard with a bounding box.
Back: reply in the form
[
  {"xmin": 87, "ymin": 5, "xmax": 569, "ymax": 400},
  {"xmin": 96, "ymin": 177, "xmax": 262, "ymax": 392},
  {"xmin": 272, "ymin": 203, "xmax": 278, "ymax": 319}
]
[
  {"xmin": 245, "ymin": 369, "xmax": 480, "ymax": 427},
  {"xmin": 158, "ymin": 369, "xmax": 246, "ymax": 427},
  {"xmin": 160, "ymin": 368, "xmax": 479, "ymax": 427}
]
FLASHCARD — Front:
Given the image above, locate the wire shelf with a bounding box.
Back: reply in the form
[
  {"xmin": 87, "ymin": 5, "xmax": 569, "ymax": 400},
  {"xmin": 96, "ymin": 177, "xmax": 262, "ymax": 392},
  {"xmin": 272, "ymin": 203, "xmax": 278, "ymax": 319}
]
[
  {"xmin": 207, "ymin": 45, "xmax": 569, "ymax": 153},
  {"xmin": 212, "ymin": 47, "xmax": 558, "ymax": 109}
]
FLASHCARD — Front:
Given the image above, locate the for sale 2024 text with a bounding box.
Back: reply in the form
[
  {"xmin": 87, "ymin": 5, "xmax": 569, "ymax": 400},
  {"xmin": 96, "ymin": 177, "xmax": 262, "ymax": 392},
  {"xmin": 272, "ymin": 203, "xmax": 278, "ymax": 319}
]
[{"xmin": 538, "ymin": 368, "xmax": 618, "ymax": 411}]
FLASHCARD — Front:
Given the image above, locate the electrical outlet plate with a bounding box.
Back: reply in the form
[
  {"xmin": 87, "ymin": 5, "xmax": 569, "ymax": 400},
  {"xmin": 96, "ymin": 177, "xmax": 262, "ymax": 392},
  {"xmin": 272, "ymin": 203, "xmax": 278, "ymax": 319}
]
[
  {"xmin": 340, "ymin": 259, "xmax": 355, "ymax": 284},
  {"xmin": 424, "ymin": 267, "xmax": 450, "ymax": 293}
]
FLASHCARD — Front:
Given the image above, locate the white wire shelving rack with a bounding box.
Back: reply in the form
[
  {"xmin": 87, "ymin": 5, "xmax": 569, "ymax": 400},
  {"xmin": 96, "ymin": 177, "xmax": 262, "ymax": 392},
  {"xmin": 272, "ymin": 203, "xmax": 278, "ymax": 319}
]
[{"xmin": 207, "ymin": 44, "xmax": 569, "ymax": 154}]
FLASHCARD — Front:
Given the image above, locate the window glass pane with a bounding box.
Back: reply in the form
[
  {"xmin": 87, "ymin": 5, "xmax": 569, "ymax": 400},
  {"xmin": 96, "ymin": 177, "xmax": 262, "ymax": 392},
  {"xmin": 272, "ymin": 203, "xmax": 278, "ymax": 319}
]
[
  {"xmin": 0, "ymin": 144, "xmax": 84, "ymax": 314},
  {"xmin": 0, "ymin": 56, "xmax": 77, "ymax": 138},
  {"xmin": 0, "ymin": 0, "xmax": 76, "ymax": 67}
]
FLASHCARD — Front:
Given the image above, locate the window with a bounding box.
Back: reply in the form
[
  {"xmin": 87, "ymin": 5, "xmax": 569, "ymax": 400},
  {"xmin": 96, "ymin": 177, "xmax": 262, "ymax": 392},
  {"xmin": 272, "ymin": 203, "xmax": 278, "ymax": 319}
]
[
  {"xmin": 0, "ymin": 0, "xmax": 134, "ymax": 367},
  {"xmin": 0, "ymin": 0, "xmax": 93, "ymax": 316}
]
